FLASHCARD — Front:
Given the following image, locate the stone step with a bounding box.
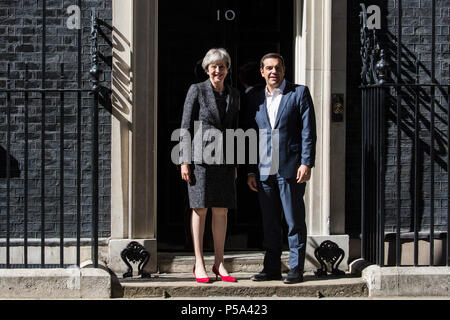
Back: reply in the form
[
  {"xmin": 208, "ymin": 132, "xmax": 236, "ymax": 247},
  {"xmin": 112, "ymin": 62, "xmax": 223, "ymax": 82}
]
[
  {"xmin": 114, "ymin": 272, "xmax": 368, "ymax": 298},
  {"xmin": 111, "ymin": 251, "xmax": 365, "ymax": 299},
  {"xmin": 157, "ymin": 251, "xmax": 341, "ymax": 273}
]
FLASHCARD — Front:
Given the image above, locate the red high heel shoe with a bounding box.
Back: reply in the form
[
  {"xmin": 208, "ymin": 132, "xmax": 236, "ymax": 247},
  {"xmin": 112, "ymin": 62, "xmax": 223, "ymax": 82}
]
[
  {"xmin": 212, "ymin": 265, "xmax": 236, "ymax": 282},
  {"xmin": 193, "ymin": 266, "xmax": 210, "ymax": 283}
]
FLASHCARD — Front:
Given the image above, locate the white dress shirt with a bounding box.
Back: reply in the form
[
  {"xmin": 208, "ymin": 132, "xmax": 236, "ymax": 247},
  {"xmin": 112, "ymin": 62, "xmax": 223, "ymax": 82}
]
[
  {"xmin": 265, "ymin": 79, "xmax": 286, "ymax": 128},
  {"xmin": 248, "ymin": 80, "xmax": 286, "ymax": 177}
]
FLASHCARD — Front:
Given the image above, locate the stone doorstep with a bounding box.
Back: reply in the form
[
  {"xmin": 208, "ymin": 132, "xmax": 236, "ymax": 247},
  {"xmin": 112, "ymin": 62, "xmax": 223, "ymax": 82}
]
[
  {"xmin": 158, "ymin": 251, "xmax": 331, "ymax": 273},
  {"xmin": 109, "ymin": 236, "xmax": 349, "ymax": 275},
  {"xmin": 116, "ymin": 272, "xmax": 368, "ymax": 298},
  {"xmin": 113, "ymin": 250, "xmax": 366, "ymax": 298}
]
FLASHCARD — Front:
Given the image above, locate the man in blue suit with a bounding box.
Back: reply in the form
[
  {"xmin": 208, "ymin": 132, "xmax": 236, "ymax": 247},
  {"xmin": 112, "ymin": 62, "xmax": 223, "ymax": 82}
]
[{"xmin": 247, "ymin": 53, "xmax": 316, "ymax": 284}]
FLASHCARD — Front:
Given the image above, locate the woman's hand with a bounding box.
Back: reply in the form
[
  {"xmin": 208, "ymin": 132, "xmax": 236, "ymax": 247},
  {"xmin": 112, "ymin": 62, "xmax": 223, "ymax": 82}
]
[
  {"xmin": 181, "ymin": 164, "xmax": 191, "ymax": 183},
  {"xmin": 247, "ymin": 174, "xmax": 258, "ymax": 192}
]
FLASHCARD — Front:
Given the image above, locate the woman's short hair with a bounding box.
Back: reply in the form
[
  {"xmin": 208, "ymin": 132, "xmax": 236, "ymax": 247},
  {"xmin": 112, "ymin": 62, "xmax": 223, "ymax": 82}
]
[{"xmin": 201, "ymin": 48, "xmax": 231, "ymax": 73}]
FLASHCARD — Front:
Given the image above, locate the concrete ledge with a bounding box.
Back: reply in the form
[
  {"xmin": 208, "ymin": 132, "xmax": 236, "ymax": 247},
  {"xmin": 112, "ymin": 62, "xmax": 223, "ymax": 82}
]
[
  {"xmin": 355, "ymin": 262, "xmax": 450, "ymax": 297},
  {"xmin": 0, "ymin": 268, "xmax": 111, "ymax": 299},
  {"xmin": 0, "ymin": 239, "xmax": 109, "ymax": 266}
]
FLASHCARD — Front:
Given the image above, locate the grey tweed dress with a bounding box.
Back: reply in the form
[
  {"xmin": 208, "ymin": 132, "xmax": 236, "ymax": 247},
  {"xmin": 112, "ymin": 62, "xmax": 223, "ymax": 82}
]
[{"xmin": 180, "ymin": 79, "xmax": 240, "ymax": 209}]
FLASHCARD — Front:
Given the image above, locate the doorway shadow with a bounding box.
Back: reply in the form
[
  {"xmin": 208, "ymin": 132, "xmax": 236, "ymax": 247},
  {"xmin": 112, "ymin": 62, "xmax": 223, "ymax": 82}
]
[{"xmin": 0, "ymin": 146, "xmax": 20, "ymax": 178}]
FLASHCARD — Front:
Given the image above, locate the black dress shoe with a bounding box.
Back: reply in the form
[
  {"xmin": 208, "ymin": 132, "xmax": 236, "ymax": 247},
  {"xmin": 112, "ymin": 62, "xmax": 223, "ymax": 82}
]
[
  {"xmin": 283, "ymin": 269, "xmax": 304, "ymax": 284},
  {"xmin": 250, "ymin": 271, "xmax": 282, "ymax": 281}
]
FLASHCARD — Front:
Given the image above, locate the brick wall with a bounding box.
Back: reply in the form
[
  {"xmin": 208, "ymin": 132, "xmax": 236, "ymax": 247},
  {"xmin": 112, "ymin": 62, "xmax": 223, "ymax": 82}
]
[
  {"xmin": 346, "ymin": 0, "xmax": 449, "ymax": 236},
  {"xmin": 0, "ymin": 0, "xmax": 112, "ymax": 239}
]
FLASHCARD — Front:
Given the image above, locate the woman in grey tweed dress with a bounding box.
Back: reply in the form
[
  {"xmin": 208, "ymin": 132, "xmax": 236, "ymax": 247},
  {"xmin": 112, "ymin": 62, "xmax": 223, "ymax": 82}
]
[{"xmin": 180, "ymin": 48, "xmax": 239, "ymax": 282}]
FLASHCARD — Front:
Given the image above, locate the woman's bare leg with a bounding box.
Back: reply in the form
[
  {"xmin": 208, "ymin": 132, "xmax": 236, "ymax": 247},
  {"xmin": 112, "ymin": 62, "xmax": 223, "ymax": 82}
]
[
  {"xmin": 211, "ymin": 207, "xmax": 229, "ymax": 276},
  {"xmin": 191, "ymin": 208, "xmax": 208, "ymax": 278}
]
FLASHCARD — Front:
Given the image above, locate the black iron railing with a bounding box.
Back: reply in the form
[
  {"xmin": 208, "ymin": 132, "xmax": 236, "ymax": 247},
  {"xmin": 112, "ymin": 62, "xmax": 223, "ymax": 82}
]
[
  {"xmin": 0, "ymin": 4, "xmax": 109, "ymax": 269},
  {"xmin": 360, "ymin": 1, "xmax": 449, "ymax": 266}
]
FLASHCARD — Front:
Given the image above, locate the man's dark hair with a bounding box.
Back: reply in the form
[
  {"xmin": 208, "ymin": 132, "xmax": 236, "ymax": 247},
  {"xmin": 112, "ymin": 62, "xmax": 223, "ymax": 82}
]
[{"xmin": 260, "ymin": 53, "xmax": 285, "ymax": 68}]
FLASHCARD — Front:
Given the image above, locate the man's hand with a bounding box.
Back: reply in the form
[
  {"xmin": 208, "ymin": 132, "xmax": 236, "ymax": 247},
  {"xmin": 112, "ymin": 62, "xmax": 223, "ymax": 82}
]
[
  {"xmin": 247, "ymin": 174, "xmax": 258, "ymax": 192},
  {"xmin": 181, "ymin": 163, "xmax": 191, "ymax": 183},
  {"xmin": 296, "ymin": 165, "xmax": 311, "ymax": 184}
]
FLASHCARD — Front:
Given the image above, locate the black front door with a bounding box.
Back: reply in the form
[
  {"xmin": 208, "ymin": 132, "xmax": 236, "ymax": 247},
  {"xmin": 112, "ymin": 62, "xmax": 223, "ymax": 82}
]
[{"xmin": 157, "ymin": 0, "xmax": 294, "ymax": 251}]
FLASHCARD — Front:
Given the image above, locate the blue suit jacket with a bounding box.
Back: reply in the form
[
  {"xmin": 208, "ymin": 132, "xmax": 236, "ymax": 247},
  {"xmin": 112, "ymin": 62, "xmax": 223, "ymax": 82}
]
[{"xmin": 246, "ymin": 81, "xmax": 316, "ymax": 181}]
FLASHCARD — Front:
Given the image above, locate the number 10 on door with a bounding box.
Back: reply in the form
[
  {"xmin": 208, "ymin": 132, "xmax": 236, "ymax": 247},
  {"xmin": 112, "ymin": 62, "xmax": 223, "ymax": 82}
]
[{"xmin": 217, "ymin": 9, "xmax": 236, "ymax": 21}]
